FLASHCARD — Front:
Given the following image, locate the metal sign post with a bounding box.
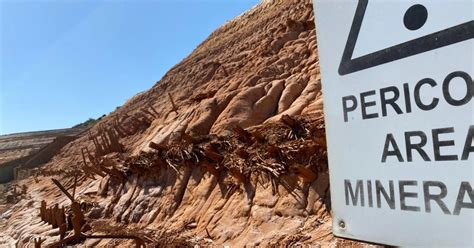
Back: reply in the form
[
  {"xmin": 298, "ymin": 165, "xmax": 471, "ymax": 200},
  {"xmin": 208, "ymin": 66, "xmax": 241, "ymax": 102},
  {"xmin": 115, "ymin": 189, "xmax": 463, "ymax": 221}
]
[{"xmin": 313, "ymin": 0, "xmax": 473, "ymax": 246}]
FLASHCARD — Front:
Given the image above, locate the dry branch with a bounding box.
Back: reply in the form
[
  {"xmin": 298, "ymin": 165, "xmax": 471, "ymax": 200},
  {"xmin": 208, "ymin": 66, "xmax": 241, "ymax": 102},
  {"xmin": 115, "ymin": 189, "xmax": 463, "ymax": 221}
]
[{"xmin": 51, "ymin": 179, "xmax": 75, "ymax": 203}]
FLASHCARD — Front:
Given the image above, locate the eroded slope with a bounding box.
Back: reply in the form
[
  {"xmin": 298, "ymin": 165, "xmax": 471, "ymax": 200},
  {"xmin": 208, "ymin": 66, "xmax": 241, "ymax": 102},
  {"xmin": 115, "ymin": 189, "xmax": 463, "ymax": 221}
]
[{"xmin": 0, "ymin": 0, "xmax": 375, "ymax": 247}]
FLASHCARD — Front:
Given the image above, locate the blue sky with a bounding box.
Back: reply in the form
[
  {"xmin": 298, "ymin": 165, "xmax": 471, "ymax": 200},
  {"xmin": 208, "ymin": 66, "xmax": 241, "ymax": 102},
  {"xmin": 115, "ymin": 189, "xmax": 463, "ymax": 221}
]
[{"xmin": 0, "ymin": 0, "xmax": 259, "ymax": 135}]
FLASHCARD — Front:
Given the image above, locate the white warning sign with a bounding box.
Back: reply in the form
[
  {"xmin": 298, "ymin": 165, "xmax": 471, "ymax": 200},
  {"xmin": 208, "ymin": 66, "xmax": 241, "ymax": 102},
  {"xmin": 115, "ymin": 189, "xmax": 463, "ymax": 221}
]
[{"xmin": 313, "ymin": 0, "xmax": 473, "ymax": 246}]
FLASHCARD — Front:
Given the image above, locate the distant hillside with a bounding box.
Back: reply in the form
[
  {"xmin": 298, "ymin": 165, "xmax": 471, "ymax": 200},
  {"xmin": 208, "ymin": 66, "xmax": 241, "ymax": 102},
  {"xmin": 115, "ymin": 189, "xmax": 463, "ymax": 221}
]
[
  {"xmin": 0, "ymin": 127, "xmax": 87, "ymax": 183},
  {"xmin": 72, "ymin": 115, "xmax": 106, "ymax": 129}
]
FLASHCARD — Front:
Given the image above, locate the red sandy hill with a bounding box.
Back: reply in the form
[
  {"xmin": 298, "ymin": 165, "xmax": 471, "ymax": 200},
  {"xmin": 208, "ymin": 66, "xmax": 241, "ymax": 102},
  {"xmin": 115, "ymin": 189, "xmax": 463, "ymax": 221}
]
[{"xmin": 0, "ymin": 0, "xmax": 376, "ymax": 246}]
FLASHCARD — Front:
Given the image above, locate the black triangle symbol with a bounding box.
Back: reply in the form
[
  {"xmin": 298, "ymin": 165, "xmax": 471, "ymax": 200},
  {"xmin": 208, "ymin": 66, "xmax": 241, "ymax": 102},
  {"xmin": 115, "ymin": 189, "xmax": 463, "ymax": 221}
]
[{"xmin": 338, "ymin": 0, "xmax": 474, "ymax": 76}]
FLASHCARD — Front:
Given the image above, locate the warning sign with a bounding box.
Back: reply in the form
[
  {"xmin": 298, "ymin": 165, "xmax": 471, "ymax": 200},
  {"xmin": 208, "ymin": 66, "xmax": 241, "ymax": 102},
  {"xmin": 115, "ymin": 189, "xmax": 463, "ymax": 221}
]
[{"xmin": 313, "ymin": 0, "xmax": 473, "ymax": 246}]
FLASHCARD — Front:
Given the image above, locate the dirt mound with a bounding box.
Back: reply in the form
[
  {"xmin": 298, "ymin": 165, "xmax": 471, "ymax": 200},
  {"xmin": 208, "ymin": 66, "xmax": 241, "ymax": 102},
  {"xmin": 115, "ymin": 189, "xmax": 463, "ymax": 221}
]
[{"xmin": 0, "ymin": 0, "xmax": 374, "ymax": 246}]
